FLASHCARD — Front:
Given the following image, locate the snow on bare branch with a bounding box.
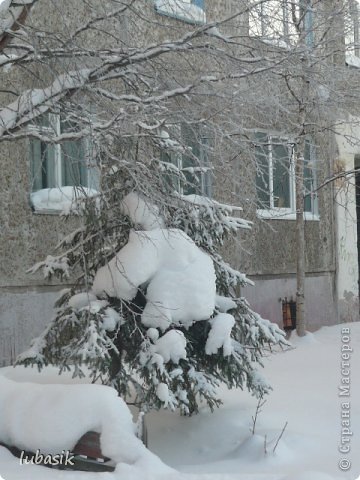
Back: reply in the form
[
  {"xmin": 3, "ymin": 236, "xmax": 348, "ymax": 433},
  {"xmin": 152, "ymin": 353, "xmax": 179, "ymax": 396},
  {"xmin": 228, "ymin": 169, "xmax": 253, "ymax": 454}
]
[{"xmin": 0, "ymin": 0, "xmax": 38, "ymax": 49}]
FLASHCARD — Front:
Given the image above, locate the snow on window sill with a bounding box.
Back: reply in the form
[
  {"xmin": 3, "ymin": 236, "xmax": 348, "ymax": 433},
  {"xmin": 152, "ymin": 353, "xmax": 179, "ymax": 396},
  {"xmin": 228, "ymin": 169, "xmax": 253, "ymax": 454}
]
[
  {"xmin": 346, "ymin": 54, "xmax": 360, "ymax": 69},
  {"xmin": 30, "ymin": 187, "xmax": 99, "ymax": 215},
  {"xmin": 260, "ymin": 37, "xmax": 292, "ymax": 50},
  {"xmin": 257, "ymin": 209, "xmax": 320, "ymax": 221},
  {"xmin": 32, "ymin": 208, "xmax": 65, "ymax": 216},
  {"xmin": 155, "ymin": 0, "xmax": 206, "ymax": 25}
]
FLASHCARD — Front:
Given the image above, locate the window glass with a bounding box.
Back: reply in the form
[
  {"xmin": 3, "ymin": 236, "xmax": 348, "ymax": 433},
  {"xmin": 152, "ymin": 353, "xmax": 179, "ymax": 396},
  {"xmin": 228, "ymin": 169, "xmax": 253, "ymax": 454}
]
[
  {"xmin": 160, "ymin": 124, "xmax": 211, "ymax": 196},
  {"xmin": 200, "ymin": 134, "xmax": 212, "ymax": 197},
  {"xmin": 345, "ymin": 0, "xmax": 360, "ymax": 56},
  {"xmin": 30, "ymin": 114, "xmax": 92, "ymax": 192},
  {"xmin": 182, "ymin": 125, "xmax": 201, "ymax": 195},
  {"xmin": 255, "ymin": 132, "xmax": 271, "ymax": 208},
  {"xmin": 249, "ymin": 0, "xmax": 313, "ymax": 46},
  {"xmin": 61, "ymin": 141, "xmax": 87, "ymax": 187},
  {"xmin": 161, "ymin": 149, "xmax": 181, "ymax": 193},
  {"xmin": 272, "ymin": 140, "xmax": 290, "ymax": 208},
  {"xmin": 303, "ymin": 140, "xmax": 314, "ymax": 213},
  {"xmin": 250, "ymin": 0, "xmax": 289, "ymax": 38},
  {"xmin": 255, "ymin": 132, "xmax": 317, "ymax": 217},
  {"xmin": 30, "ymin": 140, "xmax": 56, "ymax": 191}
]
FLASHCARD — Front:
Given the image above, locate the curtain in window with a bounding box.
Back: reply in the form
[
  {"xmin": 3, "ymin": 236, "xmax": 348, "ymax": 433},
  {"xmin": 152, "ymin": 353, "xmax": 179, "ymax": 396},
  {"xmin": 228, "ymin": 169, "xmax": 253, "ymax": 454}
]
[
  {"xmin": 30, "ymin": 139, "xmax": 56, "ymax": 191},
  {"xmin": 61, "ymin": 117, "xmax": 87, "ymax": 187},
  {"xmin": 272, "ymin": 139, "xmax": 291, "ymax": 209},
  {"xmin": 61, "ymin": 140, "xmax": 87, "ymax": 187}
]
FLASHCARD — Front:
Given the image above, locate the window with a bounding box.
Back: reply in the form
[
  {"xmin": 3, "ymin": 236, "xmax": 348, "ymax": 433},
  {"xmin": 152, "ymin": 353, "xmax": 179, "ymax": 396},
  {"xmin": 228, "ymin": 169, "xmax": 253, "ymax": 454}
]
[
  {"xmin": 160, "ymin": 124, "xmax": 212, "ymax": 197},
  {"xmin": 249, "ymin": 0, "xmax": 314, "ymax": 47},
  {"xmin": 255, "ymin": 133, "xmax": 318, "ymax": 219},
  {"xmin": 155, "ymin": 0, "xmax": 206, "ymax": 25},
  {"xmin": 29, "ymin": 113, "xmax": 99, "ymax": 212},
  {"xmin": 345, "ymin": 0, "xmax": 360, "ymax": 59}
]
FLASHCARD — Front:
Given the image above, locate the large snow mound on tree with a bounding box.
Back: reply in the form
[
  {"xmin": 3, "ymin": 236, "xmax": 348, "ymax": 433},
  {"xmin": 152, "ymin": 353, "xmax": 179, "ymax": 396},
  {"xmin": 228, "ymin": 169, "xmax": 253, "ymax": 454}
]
[
  {"xmin": 120, "ymin": 192, "xmax": 165, "ymax": 230},
  {"xmin": 0, "ymin": 376, "xmax": 146, "ymax": 464},
  {"xmin": 92, "ymin": 228, "xmax": 216, "ymax": 330}
]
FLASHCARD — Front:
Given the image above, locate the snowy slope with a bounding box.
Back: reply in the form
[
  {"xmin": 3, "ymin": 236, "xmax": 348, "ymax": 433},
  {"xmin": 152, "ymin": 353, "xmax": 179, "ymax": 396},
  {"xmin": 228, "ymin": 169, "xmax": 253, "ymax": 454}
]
[
  {"xmin": 148, "ymin": 323, "xmax": 360, "ymax": 480},
  {"xmin": 0, "ymin": 322, "xmax": 359, "ymax": 480}
]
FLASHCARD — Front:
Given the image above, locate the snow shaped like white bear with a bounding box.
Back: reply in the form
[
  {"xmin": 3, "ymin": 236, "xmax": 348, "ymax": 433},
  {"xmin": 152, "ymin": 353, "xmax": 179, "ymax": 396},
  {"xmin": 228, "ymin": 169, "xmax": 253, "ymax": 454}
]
[{"xmin": 92, "ymin": 228, "xmax": 216, "ymax": 331}]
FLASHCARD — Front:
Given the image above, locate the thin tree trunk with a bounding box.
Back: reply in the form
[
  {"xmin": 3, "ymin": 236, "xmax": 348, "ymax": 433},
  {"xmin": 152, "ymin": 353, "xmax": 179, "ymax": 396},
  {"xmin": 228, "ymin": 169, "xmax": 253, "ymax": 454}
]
[
  {"xmin": 295, "ymin": 134, "xmax": 306, "ymax": 337},
  {"xmin": 286, "ymin": 2, "xmax": 312, "ymax": 337}
]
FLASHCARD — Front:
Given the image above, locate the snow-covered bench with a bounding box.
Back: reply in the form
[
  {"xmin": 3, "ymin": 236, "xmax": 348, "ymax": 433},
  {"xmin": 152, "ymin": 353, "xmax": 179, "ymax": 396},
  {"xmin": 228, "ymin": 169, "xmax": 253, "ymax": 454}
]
[
  {"xmin": 0, "ymin": 376, "xmax": 148, "ymax": 471},
  {"xmin": 0, "ymin": 430, "xmax": 115, "ymax": 471}
]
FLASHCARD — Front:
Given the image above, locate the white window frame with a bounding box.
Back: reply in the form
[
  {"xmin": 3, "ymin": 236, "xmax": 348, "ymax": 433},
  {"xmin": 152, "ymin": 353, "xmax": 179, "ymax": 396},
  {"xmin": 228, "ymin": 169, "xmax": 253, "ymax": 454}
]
[
  {"xmin": 29, "ymin": 113, "xmax": 99, "ymax": 213},
  {"xmin": 161, "ymin": 124, "xmax": 212, "ymax": 197},
  {"xmin": 256, "ymin": 134, "xmax": 319, "ymax": 221},
  {"xmin": 249, "ymin": 0, "xmax": 314, "ymax": 48},
  {"xmin": 345, "ymin": 0, "xmax": 360, "ymax": 61}
]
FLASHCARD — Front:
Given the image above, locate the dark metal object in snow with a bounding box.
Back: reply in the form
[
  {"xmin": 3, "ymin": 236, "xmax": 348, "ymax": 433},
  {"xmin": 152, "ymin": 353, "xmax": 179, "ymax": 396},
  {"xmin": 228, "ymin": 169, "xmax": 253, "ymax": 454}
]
[
  {"xmin": 282, "ymin": 297, "xmax": 297, "ymax": 331},
  {"xmin": 0, "ymin": 435, "xmax": 115, "ymax": 472}
]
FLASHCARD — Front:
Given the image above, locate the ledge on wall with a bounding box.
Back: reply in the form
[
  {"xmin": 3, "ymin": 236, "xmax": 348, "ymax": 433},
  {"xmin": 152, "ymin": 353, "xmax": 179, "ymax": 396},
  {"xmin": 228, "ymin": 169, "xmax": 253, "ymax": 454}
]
[
  {"xmin": 154, "ymin": 0, "xmax": 206, "ymax": 25},
  {"xmin": 346, "ymin": 54, "xmax": 360, "ymax": 69},
  {"xmin": 256, "ymin": 209, "xmax": 320, "ymax": 221}
]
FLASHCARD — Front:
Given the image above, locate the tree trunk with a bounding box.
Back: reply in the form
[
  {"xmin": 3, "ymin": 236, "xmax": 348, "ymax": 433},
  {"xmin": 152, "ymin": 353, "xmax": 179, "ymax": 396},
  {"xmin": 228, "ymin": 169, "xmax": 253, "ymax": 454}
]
[{"xmin": 295, "ymin": 135, "xmax": 306, "ymax": 337}]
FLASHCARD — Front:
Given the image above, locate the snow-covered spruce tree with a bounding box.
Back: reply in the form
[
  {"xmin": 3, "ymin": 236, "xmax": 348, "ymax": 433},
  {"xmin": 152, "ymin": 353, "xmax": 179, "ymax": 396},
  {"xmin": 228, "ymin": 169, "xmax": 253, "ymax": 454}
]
[{"xmin": 17, "ymin": 135, "xmax": 288, "ymax": 415}]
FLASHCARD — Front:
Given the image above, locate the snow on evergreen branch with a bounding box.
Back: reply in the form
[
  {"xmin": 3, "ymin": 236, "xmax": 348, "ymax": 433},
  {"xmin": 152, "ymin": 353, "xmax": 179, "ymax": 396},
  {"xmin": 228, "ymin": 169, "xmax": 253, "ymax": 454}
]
[{"xmin": 27, "ymin": 255, "xmax": 70, "ymax": 279}]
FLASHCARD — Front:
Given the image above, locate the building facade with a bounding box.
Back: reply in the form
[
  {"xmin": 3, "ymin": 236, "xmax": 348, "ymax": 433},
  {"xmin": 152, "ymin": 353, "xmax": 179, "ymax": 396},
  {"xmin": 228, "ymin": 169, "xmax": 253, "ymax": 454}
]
[{"xmin": 0, "ymin": 0, "xmax": 359, "ymax": 365}]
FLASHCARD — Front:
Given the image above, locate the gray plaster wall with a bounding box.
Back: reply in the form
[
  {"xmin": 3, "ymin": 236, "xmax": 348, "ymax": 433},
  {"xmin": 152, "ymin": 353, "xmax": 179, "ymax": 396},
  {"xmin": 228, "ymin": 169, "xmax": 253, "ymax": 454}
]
[
  {"xmin": 243, "ymin": 273, "xmax": 338, "ymax": 331},
  {"xmin": 0, "ymin": 134, "xmax": 81, "ymax": 339},
  {"xmin": 0, "ymin": 129, "xmax": 80, "ymax": 366},
  {"xmin": 0, "ymin": 141, "xmax": 81, "ymax": 288},
  {"xmin": 0, "ymin": 287, "xmax": 62, "ymax": 366}
]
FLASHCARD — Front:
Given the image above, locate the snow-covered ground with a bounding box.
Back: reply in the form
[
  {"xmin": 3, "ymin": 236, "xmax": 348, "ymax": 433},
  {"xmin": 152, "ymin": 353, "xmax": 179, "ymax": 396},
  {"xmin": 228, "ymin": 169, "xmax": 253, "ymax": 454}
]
[{"xmin": 0, "ymin": 322, "xmax": 359, "ymax": 480}]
